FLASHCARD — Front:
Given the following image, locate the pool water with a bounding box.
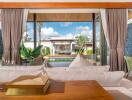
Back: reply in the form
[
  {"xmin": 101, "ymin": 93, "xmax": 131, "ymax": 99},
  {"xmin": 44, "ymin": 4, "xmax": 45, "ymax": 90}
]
[{"xmin": 48, "ymin": 57, "xmax": 74, "ymax": 67}]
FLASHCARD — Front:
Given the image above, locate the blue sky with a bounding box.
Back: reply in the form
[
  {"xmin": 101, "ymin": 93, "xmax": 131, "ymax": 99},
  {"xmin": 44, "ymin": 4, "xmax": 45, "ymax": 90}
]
[{"xmin": 25, "ymin": 22, "xmax": 100, "ymax": 41}]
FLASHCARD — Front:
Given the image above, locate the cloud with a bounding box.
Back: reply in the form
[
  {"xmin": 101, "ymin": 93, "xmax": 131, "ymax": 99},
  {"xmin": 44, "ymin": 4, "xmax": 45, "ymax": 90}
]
[
  {"xmin": 76, "ymin": 26, "xmax": 90, "ymax": 31},
  {"xmin": 61, "ymin": 22, "xmax": 72, "ymax": 27},
  {"xmin": 41, "ymin": 27, "xmax": 60, "ymax": 39},
  {"xmin": 65, "ymin": 33, "xmax": 74, "ymax": 37},
  {"xmin": 75, "ymin": 26, "xmax": 92, "ymax": 40}
]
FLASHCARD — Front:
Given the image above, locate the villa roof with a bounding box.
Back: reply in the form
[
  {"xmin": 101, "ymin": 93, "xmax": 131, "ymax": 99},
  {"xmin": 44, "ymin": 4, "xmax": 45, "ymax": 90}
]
[{"xmin": 47, "ymin": 37, "xmax": 76, "ymax": 41}]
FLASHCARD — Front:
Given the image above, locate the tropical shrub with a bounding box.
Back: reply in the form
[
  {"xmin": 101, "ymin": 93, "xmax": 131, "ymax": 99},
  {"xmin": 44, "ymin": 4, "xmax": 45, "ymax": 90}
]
[
  {"xmin": 42, "ymin": 47, "xmax": 50, "ymax": 56},
  {"xmin": 75, "ymin": 48, "xmax": 84, "ymax": 54},
  {"xmin": 85, "ymin": 48, "xmax": 93, "ymax": 55},
  {"xmin": 20, "ymin": 42, "xmax": 43, "ymax": 60},
  {"xmin": 75, "ymin": 34, "xmax": 89, "ymax": 54}
]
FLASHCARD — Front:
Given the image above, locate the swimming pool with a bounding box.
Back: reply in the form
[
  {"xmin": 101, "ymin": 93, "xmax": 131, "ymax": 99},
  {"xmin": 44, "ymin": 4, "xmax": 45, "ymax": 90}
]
[{"xmin": 47, "ymin": 57, "xmax": 75, "ymax": 67}]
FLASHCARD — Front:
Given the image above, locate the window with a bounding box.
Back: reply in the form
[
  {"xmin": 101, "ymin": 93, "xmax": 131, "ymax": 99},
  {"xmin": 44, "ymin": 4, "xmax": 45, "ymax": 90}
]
[
  {"xmin": 95, "ymin": 22, "xmax": 101, "ymax": 64},
  {"xmin": 23, "ymin": 22, "xmax": 94, "ymax": 56},
  {"xmin": 23, "ymin": 22, "xmax": 34, "ymax": 48}
]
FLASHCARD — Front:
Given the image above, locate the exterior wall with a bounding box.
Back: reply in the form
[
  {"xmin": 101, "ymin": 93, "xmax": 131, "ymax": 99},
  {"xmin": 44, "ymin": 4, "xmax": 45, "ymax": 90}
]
[
  {"xmin": 24, "ymin": 41, "xmax": 76, "ymax": 55},
  {"xmin": 24, "ymin": 41, "xmax": 53, "ymax": 54},
  {"xmin": 125, "ymin": 24, "xmax": 132, "ymax": 56},
  {"xmin": 40, "ymin": 41, "xmax": 53, "ymax": 54}
]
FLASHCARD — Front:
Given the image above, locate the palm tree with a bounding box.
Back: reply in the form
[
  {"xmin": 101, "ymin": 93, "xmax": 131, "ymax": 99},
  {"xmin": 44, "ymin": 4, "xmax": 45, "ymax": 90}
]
[{"xmin": 37, "ymin": 22, "xmax": 44, "ymax": 46}]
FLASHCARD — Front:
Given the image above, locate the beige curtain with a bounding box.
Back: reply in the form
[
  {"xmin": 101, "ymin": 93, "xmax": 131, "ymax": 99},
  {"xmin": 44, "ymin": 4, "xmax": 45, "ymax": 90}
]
[
  {"xmin": 11, "ymin": 9, "xmax": 24, "ymax": 65},
  {"xmin": 1, "ymin": 9, "xmax": 24, "ymax": 65},
  {"xmin": 1, "ymin": 9, "xmax": 12, "ymax": 65},
  {"xmin": 106, "ymin": 9, "xmax": 118, "ymax": 71},
  {"xmin": 116, "ymin": 9, "xmax": 128, "ymax": 72},
  {"xmin": 102, "ymin": 9, "xmax": 128, "ymax": 72}
]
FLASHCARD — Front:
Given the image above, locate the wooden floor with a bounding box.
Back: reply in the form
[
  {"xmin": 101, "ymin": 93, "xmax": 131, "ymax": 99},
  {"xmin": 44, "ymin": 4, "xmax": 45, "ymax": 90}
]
[{"xmin": 0, "ymin": 80, "xmax": 114, "ymax": 100}]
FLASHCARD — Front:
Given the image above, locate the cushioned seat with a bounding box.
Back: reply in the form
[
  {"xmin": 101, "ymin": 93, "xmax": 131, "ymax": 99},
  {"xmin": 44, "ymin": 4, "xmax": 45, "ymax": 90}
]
[{"xmin": 0, "ymin": 65, "xmax": 45, "ymax": 84}]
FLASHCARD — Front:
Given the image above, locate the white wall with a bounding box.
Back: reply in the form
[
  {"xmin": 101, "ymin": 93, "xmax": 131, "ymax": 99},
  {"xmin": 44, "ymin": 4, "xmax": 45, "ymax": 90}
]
[
  {"xmin": 0, "ymin": 0, "xmax": 132, "ymax": 2},
  {"xmin": 24, "ymin": 41, "xmax": 54, "ymax": 54}
]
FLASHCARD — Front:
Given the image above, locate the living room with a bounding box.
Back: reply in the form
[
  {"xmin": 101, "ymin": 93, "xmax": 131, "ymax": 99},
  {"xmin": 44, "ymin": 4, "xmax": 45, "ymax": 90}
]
[{"xmin": 0, "ymin": 0, "xmax": 132, "ymax": 100}]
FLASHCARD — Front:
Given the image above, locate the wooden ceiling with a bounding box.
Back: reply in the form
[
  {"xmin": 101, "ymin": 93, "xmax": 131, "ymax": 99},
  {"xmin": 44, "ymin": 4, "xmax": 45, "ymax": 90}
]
[
  {"xmin": 0, "ymin": 2, "xmax": 132, "ymax": 8},
  {"xmin": 27, "ymin": 11, "xmax": 132, "ymax": 22},
  {"xmin": 27, "ymin": 13, "xmax": 99, "ymax": 22}
]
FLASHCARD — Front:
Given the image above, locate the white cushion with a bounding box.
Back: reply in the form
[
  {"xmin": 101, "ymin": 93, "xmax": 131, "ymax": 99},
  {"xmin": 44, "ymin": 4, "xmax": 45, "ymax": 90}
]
[
  {"xmin": 104, "ymin": 87, "xmax": 132, "ymax": 98},
  {"xmin": 68, "ymin": 65, "xmax": 110, "ymax": 71},
  {"xmin": 47, "ymin": 69, "xmax": 125, "ymax": 87},
  {"xmin": 69, "ymin": 55, "xmax": 93, "ymax": 68},
  {"xmin": 0, "ymin": 65, "xmax": 44, "ymax": 71},
  {"xmin": 69, "ymin": 55, "xmax": 109, "ymax": 71},
  {"xmin": 0, "ymin": 65, "xmax": 45, "ymax": 84},
  {"xmin": 120, "ymin": 78, "xmax": 132, "ymax": 92},
  {"xmin": 100, "ymin": 71, "xmax": 125, "ymax": 87}
]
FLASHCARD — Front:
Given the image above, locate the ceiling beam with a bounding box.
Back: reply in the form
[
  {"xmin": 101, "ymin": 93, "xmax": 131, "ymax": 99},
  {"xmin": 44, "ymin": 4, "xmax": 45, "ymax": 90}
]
[{"xmin": 0, "ymin": 2, "xmax": 132, "ymax": 8}]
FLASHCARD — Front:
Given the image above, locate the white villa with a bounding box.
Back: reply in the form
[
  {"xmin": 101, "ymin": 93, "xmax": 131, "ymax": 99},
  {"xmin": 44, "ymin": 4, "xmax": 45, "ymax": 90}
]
[{"xmin": 24, "ymin": 36, "xmax": 93, "ymax": 55}]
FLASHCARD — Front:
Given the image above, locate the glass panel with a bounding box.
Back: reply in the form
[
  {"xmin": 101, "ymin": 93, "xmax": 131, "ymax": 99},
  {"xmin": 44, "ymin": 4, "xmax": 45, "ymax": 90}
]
[
  {"xmin": 23, "ymin": 22, "xmax": 34, "ymax": 49},
  {"xmin": 35, "ymin": 22, "xmax": 93, "ymax": 56},
  {"xmin": 96, "ymin": 21, "xmax": 101, "ymax": 65},
  {"xmin": 23, "ymin": 22, "xmax": 94, "ymax": 58}
]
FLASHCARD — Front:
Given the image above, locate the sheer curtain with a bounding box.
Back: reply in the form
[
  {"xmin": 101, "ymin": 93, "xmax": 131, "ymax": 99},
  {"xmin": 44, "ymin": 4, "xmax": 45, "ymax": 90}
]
[
  {"xmin": 100, "ymin": 9, "xmax": 109, "ymax": 47},
  {"xmin": 100, "ymin": 9, "xmax": 128, "ymax": 72},
  {"xmin": 23, "ymin": 9, "xmax": 29, "ymax": 34}
]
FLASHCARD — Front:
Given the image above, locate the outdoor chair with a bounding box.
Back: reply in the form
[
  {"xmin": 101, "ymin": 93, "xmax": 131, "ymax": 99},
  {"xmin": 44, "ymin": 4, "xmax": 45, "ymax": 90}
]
[{"xmin": 124, "ymin": 56, "xmax": 132, "ymax": 78}]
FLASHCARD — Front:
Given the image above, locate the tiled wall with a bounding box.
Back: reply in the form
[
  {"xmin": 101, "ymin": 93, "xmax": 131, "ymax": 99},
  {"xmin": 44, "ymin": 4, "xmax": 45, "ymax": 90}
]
[{"xmin": 125, "ymin": 24, "xmax": 132, "ymax": 56}]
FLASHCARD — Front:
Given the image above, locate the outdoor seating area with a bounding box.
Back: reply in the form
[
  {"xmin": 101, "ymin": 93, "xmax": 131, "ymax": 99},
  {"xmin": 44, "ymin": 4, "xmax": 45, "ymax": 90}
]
[{"xmin": 0, "ymin": 1, "xmax": 132, "ymax": 100}]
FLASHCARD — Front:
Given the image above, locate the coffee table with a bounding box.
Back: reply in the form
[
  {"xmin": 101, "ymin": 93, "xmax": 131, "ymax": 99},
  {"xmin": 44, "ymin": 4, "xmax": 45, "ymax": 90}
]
[
  {"xmin": 1, "ymin": 80, "xmax": 114, "ymax": 100},
  {"xmin": 45, "ymin": 80, "xmax": 114, "ymax": 100}
]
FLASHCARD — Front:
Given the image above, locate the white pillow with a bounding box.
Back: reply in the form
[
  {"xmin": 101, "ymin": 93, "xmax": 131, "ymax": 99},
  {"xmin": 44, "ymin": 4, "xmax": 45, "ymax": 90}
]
[
  {"xmin": 0, "ymin": 66, "xmax": 45, "ymax": 84},
  {"xmin": 69, "ymin": 55, "xmax": 93, "ymax": 68}
]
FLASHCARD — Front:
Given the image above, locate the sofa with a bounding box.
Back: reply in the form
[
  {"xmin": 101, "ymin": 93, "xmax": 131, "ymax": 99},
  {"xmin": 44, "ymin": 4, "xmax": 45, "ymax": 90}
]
[
  {"xmin": 0, "ymin": 54, "xmax": 132, "ymax": 99},
  {"xmin": 45, "ymin": 67, "xmax": 132, "ymax": 99},
  {"xmin": 0, "ymin": 65, "xmax": 45, "ymax": 84},
  {"xmin": 0, "ymin": 65, "xmax": 132, "ymax": 99},
  {"xmin": 44, "ymin": 55, "xmax": 132, "ymax": 99}
]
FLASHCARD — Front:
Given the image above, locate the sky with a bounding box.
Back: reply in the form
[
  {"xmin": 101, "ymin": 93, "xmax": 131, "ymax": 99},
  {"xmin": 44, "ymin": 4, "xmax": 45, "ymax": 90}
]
[{"xmin": 24, "ymin": 22, "xmax": 100, "ymax": 41}]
